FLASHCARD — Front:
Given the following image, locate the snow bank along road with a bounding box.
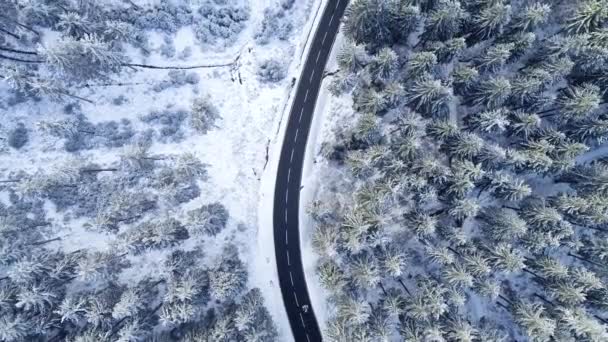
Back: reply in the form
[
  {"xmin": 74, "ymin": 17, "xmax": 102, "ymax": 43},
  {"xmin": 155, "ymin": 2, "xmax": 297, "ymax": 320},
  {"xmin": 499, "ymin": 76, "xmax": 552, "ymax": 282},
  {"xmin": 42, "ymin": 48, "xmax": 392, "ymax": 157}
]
[{"xmin": 273, "ymin": 0, "xmax": 348, "ymax": 341}]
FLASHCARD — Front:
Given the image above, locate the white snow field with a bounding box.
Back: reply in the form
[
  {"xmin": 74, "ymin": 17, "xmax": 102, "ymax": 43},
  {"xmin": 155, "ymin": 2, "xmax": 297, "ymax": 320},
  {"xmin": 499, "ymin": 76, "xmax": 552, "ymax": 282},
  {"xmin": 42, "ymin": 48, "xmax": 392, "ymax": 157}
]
[{"xmin": 0, "ymin": 0, "xmax": 327, "ymax": 340}]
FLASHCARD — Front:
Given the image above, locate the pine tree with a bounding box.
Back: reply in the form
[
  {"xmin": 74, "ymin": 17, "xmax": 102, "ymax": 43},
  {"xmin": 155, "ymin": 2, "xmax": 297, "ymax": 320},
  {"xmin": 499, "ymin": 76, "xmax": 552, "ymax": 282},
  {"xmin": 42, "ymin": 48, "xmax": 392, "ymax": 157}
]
[
  {"xmin": 387, "ymin": 2, "xmax": 420, "ymax": 42},
  {"xmin": 343, "ymin": 0, "xmax": 393, "ymax": 47},
  {"xmin": 115, "ymin": 320, "xmax": 147, "ymax": 342},
  {"xmin": 358, "ymin": 88, "xmax": 389, "ymax": 115},
  {"xmin": 469, "ymin": 76, "xmax": 512, "ymax": 108},
  {"xmin": 15, "ymin": 285, "xmax": 56, "ymax": 313},
  {"xmin": 426, "ymin": 246, "xmax": 456, "ymax": 266},
  {"xmin": 56, "ymin": 12, "xmax": 92, "ymax": 38},
  {"xmin": 336, "ymin": 296, "xmax": 371, "ymax": 326},
  {"xmin": 448, "ymin": 198, "xmax": 480, "ymax": 221},
  {"xmin": 443, "ymin": 262, "xmax": 474, "ymax": 288},
  {"xmin": 406, "ymin": 52, "xmax": 438, "ymax": 77},
  {"xmin": 512, "ymin": 301, "xmax": 556, "ymax": 342},
  {"xmin": 475, "ymin": 278, "xmax": 501, "ymax": 300},
  {"xmin": 486, "ymin": 172, "xmax": 531, "ymax": 201},
  {"xmin": 444, "ymin": 132, "xmax": 485, "ymax": 160},
  {"xmin": 548, "ymin": 281, "xmax": 586, "ymax": 306},
  {"xmin": 350, "ymin": 253, "xmax": 380, "ymax": 289},
  {"xmin": 509, "ymin": 111, "xmax": 541, "ymax": 139},
  {"xmin": 369, "ymin": 47, "xmax": 398, "ymax": 82},
  {"xmin": 510, "ymin": 2, "xmax": 551, "ymax": 32},
  {"xmin": 39, "ymin": 34, "xmax": 126, "ymax": 83},
  {"xmin": 479, "ymin": 207, "xmax": 528, "ymax": 241},
  {"xmin": 312, "ymin": 224, "xmax": 340, "ymax": 257},
  {"xmin": 465, "ymin": 108, "xmax": 510, "ymax": 133},
  {"xmin": 0, "ymin": 315, "xmax": 29, "ymax": 342},
  {"xmin": 317, "ymin": 259, "xmax": 346, "ymax": 292},
  {"xmin": 424, "ymin": 0, "xmax": 467, "ymax": 41},
  {"xmin": 565, "ymin": 0, "xmax": 608, "ymax": 34},
  {"xmin": 381, "ymin": 246, "xmax": 407, "ymax": 277},
  {"xmin": 405, "ymin": 210, "xmax": 438, "ymax": 237},
  {"xmin": 477, "ymin": 43, "xmax": 514, "ymax": 72},
  {"xmin": 447, "ymin": 318, "xmax": 478, "ymax": 342},
  {"xmin": 463, "ymin": 252, "xmax": 492, "ymax": 277},
  {"xmin": 426, "ymin": 119, "xmax": 459, "ymax": 141},
  {"xmin": 55, "ymin": 295, "xmax": 87, "ymax": 324},
  {"xmin": 558, "ymin": 307, "xmax": 608, "ymax": 341},
  {"xmin": 337, "ymin": 42, "xmax": 369, "ymax": 73},
  {"xmin": 405, "ymin": 277, "xmax": 448, "ymax": 322},
  {"xmin": 488, "ymin": 243, "xmax": 524, "ymax": 273},
  {"xmin": 470, "ymin": 2, "xmax": 512, "ymax": 41},
  {"xmin": 432, "ymin": 37, "xmax": 467, "ymax": 63},
  {"xmin": 551, "ymin": 84, "xmax": 602, "ymax": 122},
  {"xmin": 407, "ymin": 76, "xmax": 452, "ymax": 117},
  {"xmin": 452, "ymin": 65, "xmax": 479, "ymax": 95}
]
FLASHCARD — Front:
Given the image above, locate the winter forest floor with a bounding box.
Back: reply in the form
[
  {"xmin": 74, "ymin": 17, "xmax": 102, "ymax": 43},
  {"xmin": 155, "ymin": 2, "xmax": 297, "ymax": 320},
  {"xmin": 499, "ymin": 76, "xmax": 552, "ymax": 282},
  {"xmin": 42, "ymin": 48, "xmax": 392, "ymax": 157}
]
[{"xmin": 0, "ymin": 0, "xmax": 322, "ymax": 340}]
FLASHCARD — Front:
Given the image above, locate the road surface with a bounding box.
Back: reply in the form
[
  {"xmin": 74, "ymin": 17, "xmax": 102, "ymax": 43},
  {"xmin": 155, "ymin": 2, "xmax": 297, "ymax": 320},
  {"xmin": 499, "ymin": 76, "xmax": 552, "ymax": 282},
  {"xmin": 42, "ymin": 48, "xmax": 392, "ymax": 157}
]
[{"xmin": 273, "ymin": 0, "xmax": 348, "ymax": 341}]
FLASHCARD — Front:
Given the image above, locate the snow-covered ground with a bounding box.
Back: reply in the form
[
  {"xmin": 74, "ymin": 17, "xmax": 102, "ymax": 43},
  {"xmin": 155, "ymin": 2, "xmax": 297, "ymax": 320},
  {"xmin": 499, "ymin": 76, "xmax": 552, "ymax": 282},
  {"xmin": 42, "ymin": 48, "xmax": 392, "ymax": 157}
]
[{"xmin": 0, "ymin": 0, "xmax": 328, "ymax": 339}]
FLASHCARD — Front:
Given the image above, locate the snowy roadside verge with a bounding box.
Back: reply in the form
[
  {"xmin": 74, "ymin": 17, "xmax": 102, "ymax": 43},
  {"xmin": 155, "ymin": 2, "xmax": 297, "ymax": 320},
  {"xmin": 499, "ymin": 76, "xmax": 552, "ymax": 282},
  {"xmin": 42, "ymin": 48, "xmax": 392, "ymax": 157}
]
[
  {"xmin": 255, "ymin": 0, "xmax": 328, "ymax": 340},
  {"xmin": 299, "ymin": 32, "xmax": 348, "ymax": 336}
]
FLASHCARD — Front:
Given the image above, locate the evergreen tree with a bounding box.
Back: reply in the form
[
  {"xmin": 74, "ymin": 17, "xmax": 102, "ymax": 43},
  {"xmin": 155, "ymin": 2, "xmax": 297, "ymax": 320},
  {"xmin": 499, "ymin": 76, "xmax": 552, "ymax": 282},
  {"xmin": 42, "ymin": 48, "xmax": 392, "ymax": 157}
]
[
  {"xmin": 470, "ymin": 2, "xmax": 512, "ymax": 41},
  {"xmin": 407, "ymin": 75, "xmax": 452, "ymax": 117},
  {"xmin": 424, "ymin": 0, "xmax": 468, "ymax": 41},
  {"xmin": 39, "ymin": 34, "xmax": 126, "ymax": 83},
  {"xmin": 469, "ymin": 76, "xmax": 512, "ymax": 108},
  {"xmin": 512, "ymin": 301, "xmax": 556, "ymax": 342},
  {"xmin": 488, "ymin": 243, "xmax": 524, "ymax": 273},
  {"xmin": 406, "ymin": 51, "xmax": 438, "ymax": 77},
  {"xmin": 476, "ymin": 43, "xmax": 514, "ymax": 72},
  {"xmin": 509, "ymin": 2, "xmax": 551, "ymax": 32},
  {"xmin": 479, "ymin": 207, "xmax": 528, "ymax": 241},
  {"xmin": 317, "ymin": 259, "xmax": 347, "ymax": 292},
  {"xmin": 369, "ymin": 47, "xmax": 398, "ymax": 82},
  {"xmin": 465, "ymin": 108, "xmax": 510, "ymax": 133},
  {"xmin": 337, "ymin": 42, "xmax": 369, "ymax": 73},
  {"xmin": 565, "ymin": 0, "xmax": 608, "ymax": 34},
  {"xmin": 343, "ymin": 0, "xmax": 393, "ymax": 47}
]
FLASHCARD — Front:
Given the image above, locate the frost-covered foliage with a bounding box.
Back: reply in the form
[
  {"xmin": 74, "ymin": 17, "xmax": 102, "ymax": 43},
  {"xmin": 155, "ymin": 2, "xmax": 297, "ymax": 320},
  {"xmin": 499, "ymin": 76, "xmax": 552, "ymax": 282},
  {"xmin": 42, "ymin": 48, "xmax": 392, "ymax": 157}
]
[
  {"xmin": 255, "ymin": 7, "xmax": 294, "ymax": 45},
  {"xmin": 190, "ymin": 95, "xmax": 220, "ymax": 133},
  {"xmin": 153, "ymin": 70, "xmax": 200, "ymax": 92},
  {"xmin": 195, "ymin": 0, "xmax": 251, "ymax": 47},
  {"xmin": 141, "ymin": 108, "xmax": 189, "ymax": 142},
  {"xmin": 314, "ymin": 0, "xmax": 608, "ymax": 341},
  {"xmin": 7, "ymin": 124, "xmax": 29, "ymax": 149},
  {"xmin": 258, "ymin": 58, "xmax": 288, "ymax": 82}
]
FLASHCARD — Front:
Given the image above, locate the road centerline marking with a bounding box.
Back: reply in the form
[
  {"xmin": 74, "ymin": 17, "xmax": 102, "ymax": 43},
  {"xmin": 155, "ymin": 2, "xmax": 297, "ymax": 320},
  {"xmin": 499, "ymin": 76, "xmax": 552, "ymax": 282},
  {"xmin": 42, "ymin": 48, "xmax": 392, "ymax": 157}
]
[
  {"xmin": 286, "ymin": 251, "xmax": 291, "ymax": 266},
  {"xmin": 310, "ymin": 70, "xmax": 315, "ymax": 82},
  {"xmin": 287, "ymin": 168, "xmax": 291, "ymax": 182},
  {"xmin": 322, "ymin": 31, "xmax": 328, "ymax": 45},
  {"xmin": 316, "ymin": 50, "xmax": 321, "ymax": 63},
  {"xmin": 284, "ymin": 209, "xmax": 288, "ymax": 224},
  {"xmin": 304, "ymin": 89, "xmax": 309, "ymax": 102},
  {"xmin": 290, "ymin": 149, "xmax": 295, "ymax": 163},
  {"xmin": 285, "ymin": 229, "xmax": 288, "ymax": 245},
  {"xmin": 306, "ymin": 334, "xmax": 311, "ymax": 342},
  {"xmin": 285, "ymin": 189, "xmax": 289, "ymax": 203},
  {"xmin": 294, "ymin": 128, "xmax": 299, "ymax": 142},
  {"xmin": 294, "ymin": 292, "xmax": 300, "ymax": 307},
  {"xmin": 300, "ymin": 313, "xmax": 306, "ymax": 327},
  {"xmin": 289, "ymin": 271, "xmax": 294, "ymax": 286}
]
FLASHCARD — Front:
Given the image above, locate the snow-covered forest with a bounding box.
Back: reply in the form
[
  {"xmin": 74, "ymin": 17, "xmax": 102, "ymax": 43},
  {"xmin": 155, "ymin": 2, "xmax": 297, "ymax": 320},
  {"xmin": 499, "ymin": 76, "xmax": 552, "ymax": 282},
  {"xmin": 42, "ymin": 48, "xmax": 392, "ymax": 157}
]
[
  {"xmin": 310, "ymin": 0, "xmax": 608, "ymax": 340},
  {"xmin": 0, "ymin": 0, "xmax": 317, "ymax": 340}
]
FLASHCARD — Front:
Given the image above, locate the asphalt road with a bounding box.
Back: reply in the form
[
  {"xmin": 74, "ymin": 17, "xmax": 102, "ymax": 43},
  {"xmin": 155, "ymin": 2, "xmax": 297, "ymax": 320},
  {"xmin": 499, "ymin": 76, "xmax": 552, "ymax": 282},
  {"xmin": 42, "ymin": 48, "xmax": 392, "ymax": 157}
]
[{"xmin": 273, "ymin": 1, "xmax": 348, "ymax": 341}]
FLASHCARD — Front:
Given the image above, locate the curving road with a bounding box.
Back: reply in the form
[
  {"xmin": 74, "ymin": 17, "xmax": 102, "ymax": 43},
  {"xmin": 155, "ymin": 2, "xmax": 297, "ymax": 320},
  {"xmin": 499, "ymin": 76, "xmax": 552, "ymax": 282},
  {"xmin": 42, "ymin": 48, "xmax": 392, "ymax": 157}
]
[{"xmin": 273, "ymin": 0, "xmax": 348, "ymax": 341}]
